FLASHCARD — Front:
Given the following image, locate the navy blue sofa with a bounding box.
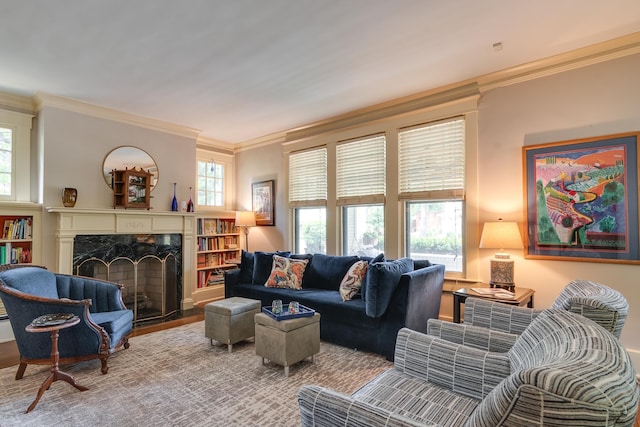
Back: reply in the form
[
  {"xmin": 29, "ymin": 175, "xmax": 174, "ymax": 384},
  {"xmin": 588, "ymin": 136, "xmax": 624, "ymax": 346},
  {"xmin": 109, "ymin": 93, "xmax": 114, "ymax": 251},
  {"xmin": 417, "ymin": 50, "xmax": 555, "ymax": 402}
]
[{"xmin": 224, "ymin": 251, "xmax": 445, "ymax": 360}]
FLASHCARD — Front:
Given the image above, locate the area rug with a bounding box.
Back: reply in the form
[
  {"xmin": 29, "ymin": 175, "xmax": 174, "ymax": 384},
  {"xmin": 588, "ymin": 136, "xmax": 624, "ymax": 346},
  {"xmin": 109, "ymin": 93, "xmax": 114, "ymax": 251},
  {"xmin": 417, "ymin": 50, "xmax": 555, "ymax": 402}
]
[{"xmin": 0, "ymin": 321, "xmax": 392, "ymax": 426}]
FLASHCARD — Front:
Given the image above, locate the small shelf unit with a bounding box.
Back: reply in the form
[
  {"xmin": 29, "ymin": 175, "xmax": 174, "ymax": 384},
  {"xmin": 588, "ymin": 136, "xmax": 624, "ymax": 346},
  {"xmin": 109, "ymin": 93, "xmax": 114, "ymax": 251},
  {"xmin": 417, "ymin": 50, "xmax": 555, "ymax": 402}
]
[
  {"xmin": 194, "ymin": 214, "xmax": 240, "ymax": 304},
  {"xmin": 111, "ymin": 168, "xmax": 152, "ymax": 209}
]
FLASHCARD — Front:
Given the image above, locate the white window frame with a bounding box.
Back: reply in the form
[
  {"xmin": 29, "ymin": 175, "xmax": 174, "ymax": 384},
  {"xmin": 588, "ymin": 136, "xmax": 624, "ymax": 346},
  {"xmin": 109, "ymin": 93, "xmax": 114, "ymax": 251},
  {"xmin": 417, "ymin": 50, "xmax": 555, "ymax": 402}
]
[
  {"xmin": 0, "ymin": 109, "xmax": 33, "ymax": 202},
  {"xmin": 195, "ymin": 149, "xmax": 233, "ymax": 210}
]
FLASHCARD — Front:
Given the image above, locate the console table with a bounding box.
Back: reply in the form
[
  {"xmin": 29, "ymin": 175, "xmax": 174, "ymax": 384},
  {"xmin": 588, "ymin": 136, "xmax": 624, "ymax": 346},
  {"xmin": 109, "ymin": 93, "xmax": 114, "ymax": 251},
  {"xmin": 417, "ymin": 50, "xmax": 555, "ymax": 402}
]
[
  {"xmin": 452, "ymin": 286, "xmax": 535, "ymax": 323},
  {"xmin": 24, "ymin": 315, "xmax": 88, "ymax": 412}
]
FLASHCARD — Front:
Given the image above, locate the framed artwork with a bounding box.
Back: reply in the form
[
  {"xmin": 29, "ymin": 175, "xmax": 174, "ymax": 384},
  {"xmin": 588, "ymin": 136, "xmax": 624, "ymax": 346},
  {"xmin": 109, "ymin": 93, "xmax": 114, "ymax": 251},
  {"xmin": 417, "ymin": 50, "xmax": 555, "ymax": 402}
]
[
  {"xmin": 252, "ymin": 180, "xmax": 275, "ymax": 226},
  {"xmin": 523, "ymin": 131, "xmax": 640, "ymax": 263}
]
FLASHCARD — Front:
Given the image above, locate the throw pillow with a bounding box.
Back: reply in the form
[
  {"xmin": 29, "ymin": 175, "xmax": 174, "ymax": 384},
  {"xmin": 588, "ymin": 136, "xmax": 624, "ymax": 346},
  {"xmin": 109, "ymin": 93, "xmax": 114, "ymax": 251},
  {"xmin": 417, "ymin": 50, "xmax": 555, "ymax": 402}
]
[
  {"xmin": 252, "ymin": 251, "xmax": 291, "ymax": 285},
  {"xmin": 359, "ymin": 252, "xmax": 384, "ymax": 302},
  {"xmin": 339, "ymin": 260, "xmax": 368, "ymax": 301},
  {"xmin": 364, "ymin": 257, "xmax": 414, "ymax": 318},
  {"xmin": 413, "ymin": 259, "xmax": 432, "ymax": 270},
  {"xmin": 265, "ymin": 255, "xmax": 309, "ymax": 290}
]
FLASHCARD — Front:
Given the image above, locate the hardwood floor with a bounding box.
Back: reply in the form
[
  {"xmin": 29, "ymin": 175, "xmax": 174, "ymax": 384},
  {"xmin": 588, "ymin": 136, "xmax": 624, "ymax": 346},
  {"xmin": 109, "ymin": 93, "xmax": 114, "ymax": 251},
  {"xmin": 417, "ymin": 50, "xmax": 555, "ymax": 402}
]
[
  {"xmin": 0, "ymin": 308, "xmax": 204, "ymax": 369},
  {"xmin": 1, "ymin": 309, "xmax": 638, "ymax": 426}
]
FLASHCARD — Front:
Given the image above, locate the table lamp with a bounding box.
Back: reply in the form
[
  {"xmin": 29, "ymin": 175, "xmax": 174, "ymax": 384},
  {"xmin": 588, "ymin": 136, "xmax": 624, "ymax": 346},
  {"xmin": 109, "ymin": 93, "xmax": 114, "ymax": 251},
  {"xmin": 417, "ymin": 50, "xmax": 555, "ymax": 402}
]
[
  {"xmin": 235, "ymin": 211, "xmax": 256, "ymax": 251},
  {"xmin": 479, "ymin": 219, "xmax": 523, "ymax": 290}
]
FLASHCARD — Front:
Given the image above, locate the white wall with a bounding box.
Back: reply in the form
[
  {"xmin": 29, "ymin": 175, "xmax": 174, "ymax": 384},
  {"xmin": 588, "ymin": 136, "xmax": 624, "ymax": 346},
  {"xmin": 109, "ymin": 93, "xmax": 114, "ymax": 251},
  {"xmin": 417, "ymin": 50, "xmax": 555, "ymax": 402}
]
[
  {"xmin": 38, "ymin": 106, "xmax": 197, "ymax": 268},
  {"xmin": 234, "ymin": 143, "xmax": 285, "ymax": 252},
  {"xmin": 478, "ymin": 53, "xmax": 640, "ymax": 370},
  {"xmin": 235, "ymin": 53, "xmax": 640, "ymax": 372}
]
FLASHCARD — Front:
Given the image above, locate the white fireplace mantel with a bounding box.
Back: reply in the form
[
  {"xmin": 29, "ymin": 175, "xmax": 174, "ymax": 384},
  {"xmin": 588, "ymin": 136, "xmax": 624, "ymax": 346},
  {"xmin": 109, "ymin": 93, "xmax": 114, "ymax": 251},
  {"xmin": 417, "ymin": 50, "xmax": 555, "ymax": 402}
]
[{"xmin": 47, "ymin": 207, "xmax": 197, "ymax": 310}]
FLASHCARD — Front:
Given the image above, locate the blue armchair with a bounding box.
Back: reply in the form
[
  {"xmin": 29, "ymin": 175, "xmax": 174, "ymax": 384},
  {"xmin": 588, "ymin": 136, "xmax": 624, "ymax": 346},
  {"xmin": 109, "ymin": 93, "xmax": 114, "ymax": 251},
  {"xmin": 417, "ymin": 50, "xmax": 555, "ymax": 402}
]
[{"xmin": 0, "ymin": 266, "xmax": 133, "ymax": 379}]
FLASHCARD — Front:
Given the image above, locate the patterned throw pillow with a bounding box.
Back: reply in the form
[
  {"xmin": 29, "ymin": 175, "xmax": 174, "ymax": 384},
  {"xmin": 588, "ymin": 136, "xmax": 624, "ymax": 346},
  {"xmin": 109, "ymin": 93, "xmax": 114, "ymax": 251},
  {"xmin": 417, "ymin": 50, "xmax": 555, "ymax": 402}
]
[
  {"xmin": 339, "ymin": 260, "xmax": 368, "ymax": 301},
  {"xmin": 265, "ymin": 255, "xmax": 309, "ymax": 290}
]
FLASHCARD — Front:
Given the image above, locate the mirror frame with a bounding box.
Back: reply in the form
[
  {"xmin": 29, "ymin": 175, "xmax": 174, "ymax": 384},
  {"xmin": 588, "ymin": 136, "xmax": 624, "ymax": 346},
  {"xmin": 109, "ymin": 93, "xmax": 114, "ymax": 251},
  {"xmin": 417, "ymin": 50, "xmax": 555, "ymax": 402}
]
[{"xmin": 102, "ymin": 146, "xmax": 159, "ymax": 191}]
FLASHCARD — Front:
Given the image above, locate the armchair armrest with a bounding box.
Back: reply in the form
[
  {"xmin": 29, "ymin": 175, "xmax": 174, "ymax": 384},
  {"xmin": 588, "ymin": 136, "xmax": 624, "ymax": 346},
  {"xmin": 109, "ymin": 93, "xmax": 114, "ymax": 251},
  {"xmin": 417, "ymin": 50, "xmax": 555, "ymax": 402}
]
[
  {"xmin": 427, "ymin": 319, "xmax": 518, "ymax": 352},
  {"xmin": 464, "ymin": 297, "xmax": 541, "ymax": 334},
  {"xmin": 298, "ymin": 385, "xmax": 428, "ymax": 427},
  {"xmin": 393, "ymin": 328, "xmax": 511, "ymax": 400}
]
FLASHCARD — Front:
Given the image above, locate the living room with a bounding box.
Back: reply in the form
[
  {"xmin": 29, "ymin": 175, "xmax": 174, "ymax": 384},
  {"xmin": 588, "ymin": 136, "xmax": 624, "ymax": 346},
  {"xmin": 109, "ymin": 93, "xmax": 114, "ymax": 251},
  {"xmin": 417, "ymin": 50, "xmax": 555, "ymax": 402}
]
[{"xmin": 0, "ymin": 2, "xmax": 639, "ymax": 425}]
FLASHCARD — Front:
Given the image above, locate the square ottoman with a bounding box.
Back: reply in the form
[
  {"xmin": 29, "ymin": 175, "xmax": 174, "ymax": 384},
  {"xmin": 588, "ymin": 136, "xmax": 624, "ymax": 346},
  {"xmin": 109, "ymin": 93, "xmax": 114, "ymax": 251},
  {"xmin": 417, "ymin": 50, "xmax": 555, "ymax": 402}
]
[
  {"xmin": 254, "ymin": 311, "xmax": 321, "ymax": 377},
  {"xmin": 205, "ymin": 297, "xmax": 261, "ymax": 352}
]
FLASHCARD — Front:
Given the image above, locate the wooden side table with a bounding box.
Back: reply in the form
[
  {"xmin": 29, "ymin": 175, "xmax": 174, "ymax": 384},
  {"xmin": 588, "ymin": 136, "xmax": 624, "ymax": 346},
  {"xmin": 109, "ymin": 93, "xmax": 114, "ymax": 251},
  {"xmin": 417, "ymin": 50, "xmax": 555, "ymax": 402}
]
[
  {"xmin": 453, "ymin": 286, "xmax": 535, "ymax": 323},
  {"xmin": 24, "ymin": 315, "xmax": 88, "ymax": 413}
]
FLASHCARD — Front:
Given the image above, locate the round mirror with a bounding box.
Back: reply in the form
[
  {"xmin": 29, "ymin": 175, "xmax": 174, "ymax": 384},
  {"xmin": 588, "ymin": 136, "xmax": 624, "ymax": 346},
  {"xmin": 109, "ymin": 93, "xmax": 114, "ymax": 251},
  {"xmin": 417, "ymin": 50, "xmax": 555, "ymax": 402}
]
[{"xmin": 103, "ymin": 146, "xmax": 159, "ymax": 190}]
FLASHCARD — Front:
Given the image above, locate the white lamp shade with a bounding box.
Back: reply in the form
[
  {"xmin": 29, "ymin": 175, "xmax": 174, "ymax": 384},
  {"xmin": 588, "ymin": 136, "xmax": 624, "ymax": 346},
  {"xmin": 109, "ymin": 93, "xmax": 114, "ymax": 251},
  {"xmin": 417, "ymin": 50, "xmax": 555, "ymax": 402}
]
[
  {"xmin": 479, "ymin": 221, "xmax": 523, "ymax": 250},
  {"xmin": 235, "ymin": 211, "xmax": 256, "ymax": 227}
]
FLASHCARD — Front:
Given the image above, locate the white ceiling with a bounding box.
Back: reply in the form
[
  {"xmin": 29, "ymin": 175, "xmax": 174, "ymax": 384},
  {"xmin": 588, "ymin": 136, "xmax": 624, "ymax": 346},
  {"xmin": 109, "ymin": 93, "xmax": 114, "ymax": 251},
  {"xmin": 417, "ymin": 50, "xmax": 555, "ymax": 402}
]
[{"xmin": 0, "ymin": 0, "xmax": 639, "ymax": 144}]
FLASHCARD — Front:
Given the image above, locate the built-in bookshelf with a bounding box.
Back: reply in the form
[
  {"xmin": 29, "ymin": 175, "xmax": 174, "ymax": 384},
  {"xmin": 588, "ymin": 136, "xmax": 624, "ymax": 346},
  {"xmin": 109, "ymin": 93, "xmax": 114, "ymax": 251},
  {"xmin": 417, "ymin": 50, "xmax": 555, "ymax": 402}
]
[
  {"xmin": 0, "ymin": 204, "xmax": 41, "ymax": 322},
  {"xmin": 194, "ymin": 214, "xmax": 240, "ymax": 304}
]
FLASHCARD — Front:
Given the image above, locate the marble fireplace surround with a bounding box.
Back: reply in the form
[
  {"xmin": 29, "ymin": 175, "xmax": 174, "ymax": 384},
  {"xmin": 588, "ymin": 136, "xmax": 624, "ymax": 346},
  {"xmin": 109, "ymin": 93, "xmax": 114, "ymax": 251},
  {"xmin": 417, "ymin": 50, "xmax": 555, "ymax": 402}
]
[{"xmin": 47, "ymin": 208, "xmax": 196, "ymax": 311}]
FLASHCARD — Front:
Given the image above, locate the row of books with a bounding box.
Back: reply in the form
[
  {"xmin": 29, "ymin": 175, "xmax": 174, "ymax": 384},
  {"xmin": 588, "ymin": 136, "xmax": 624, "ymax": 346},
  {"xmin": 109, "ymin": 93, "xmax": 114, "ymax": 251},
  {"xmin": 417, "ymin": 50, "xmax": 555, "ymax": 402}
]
[
  {"xmin": 0, "ymin": 243, "xmax": 32, "ymax": 264},
  {"xmin": 196, "ymin": 270, "xmax": 225, "ymax": 288},
  {"xmin": 2, "ymin": 218, "xmax": 32, "ymax": 240},
  {"xmin": 198, "ymin": 236, "xmax": 238, "ymax": 251},
  {"xmin": 197, "ymin": 252, "xmax": 237, "ymax": 268},
  {"xmin": 197, "ymin": 218, "xmax": 237, "ymax": 236}
]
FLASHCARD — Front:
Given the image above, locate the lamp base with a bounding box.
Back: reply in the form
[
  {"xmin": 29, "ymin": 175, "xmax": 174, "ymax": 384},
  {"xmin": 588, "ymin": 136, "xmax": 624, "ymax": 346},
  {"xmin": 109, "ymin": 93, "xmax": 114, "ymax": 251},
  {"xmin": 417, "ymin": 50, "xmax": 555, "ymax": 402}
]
[{"xmin": 489, "ymin": 257, "xmax": 515, "ymax": 291}]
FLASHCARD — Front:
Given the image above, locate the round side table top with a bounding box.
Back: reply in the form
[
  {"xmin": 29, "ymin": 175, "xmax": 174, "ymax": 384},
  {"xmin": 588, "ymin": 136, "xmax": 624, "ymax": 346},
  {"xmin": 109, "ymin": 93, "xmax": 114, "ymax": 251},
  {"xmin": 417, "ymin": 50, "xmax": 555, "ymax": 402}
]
[{"xmin": 25, "ymin": 315, "xmax": 80, "ymax": 333}]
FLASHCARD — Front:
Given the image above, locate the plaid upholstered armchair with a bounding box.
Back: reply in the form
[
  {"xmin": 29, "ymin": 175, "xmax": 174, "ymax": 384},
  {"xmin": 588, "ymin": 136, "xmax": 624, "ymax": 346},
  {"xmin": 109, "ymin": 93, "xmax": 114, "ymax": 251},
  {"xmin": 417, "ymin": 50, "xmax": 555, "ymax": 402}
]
[
  {"xmin": 427, "ymin": 279, "xmax": 629, "ymax": 353},
  {"xmin": 0, "ymin": 266, "xmax": 133, "ymax": 379},
  {"xmin": 298, "ymin": 310, "xmax": 639, "ymax": 426}
]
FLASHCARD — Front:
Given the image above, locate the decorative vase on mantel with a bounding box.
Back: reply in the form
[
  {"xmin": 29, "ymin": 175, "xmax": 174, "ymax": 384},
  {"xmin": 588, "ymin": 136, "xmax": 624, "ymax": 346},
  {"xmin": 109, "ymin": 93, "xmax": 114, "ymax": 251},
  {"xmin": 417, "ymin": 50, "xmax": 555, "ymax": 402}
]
[
  {"xmin": 187, "ymin": 186, "xmax": 194, "ymax": 212},
  {"xmin": 62, "ymin": 188, "xmax": 77, "ymax": 207},
  {"xmin": 171, "ymin": 183, "xmax": 178, "ymax": 212}
]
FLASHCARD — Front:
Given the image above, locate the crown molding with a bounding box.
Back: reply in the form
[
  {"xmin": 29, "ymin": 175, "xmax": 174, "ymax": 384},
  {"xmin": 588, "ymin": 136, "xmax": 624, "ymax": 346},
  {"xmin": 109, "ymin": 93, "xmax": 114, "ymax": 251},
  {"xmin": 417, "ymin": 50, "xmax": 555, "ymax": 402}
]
[
  {"xmin": 233, "ymin": 131, "xmax": 287, "ymax": 153},
  {"xmin": 34, "ymin": 92, "xmax": 201, "ymax": 139},
  {"xmin": 477, "ymin": 32, "xmax": 640, "ymax": 92},
  {"xmin": 196, "ymin": 136, "xmax": 235, "ymax": 154},
  {"xmin": 0, "ymin": 92, "xmax": 35, "ymax": 115}
]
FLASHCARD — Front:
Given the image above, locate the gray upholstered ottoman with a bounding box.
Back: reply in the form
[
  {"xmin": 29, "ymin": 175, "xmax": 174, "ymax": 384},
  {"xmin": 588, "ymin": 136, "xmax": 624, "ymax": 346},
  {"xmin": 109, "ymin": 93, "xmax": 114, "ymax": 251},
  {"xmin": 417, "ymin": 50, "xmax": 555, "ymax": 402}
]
[
  {"xmin": 205, "ymin": 297, "xmax": 261, "ymax": 352},
  {"xmin": 254, "ymin": 311, "xmax": 321, "ymax": 377}
]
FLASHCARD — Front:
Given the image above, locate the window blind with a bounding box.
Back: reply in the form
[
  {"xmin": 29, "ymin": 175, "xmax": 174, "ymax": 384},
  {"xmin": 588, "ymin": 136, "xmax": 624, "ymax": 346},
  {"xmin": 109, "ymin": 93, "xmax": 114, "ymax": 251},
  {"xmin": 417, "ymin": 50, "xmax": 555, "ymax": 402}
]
[
  {"xmin": 336, "ymin": 134, "xmax": 386, "ymax": 205},
  {"xmin": 398, "ymin": 117, "xmax": 465, "ymax": 200},
  {"xmin": 289, "ymin": 147, "xmax": 327, "ymax": 207}
]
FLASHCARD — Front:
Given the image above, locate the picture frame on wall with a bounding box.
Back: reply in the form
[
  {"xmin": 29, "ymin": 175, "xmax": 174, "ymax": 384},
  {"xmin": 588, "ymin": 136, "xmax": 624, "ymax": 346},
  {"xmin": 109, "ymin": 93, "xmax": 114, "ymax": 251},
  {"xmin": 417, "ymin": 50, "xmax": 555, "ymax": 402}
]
[
  {"xmin": 252, "ymin": 180, "xmax": 275, "ymax": 226},
  {"xmin": 523, "ymin": 131, "xmax": 640, "ymax": 263}
]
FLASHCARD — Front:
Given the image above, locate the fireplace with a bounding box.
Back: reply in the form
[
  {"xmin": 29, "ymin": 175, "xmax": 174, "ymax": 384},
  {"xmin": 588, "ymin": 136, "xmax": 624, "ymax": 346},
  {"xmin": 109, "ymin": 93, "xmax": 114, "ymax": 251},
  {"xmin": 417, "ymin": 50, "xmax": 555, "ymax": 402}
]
[
  {"xmin": 73, "ymin": 234, "xmax": 181, "ymax": 323},
  {"xmin": 47, "ymin": 208, "xmax": 197, "ymax": 313}
]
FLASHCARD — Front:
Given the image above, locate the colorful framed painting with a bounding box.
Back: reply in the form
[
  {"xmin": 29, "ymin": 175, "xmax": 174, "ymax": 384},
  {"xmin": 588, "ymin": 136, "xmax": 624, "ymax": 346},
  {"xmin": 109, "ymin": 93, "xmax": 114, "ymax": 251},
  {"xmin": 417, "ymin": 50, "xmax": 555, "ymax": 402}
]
[
  {"xmin": 252, "ymin": 180, "xmax": 275, "ymax": 226},
  {"xmin": 523, "ymin": 131, "xmax": 640, "ymax": 263}
]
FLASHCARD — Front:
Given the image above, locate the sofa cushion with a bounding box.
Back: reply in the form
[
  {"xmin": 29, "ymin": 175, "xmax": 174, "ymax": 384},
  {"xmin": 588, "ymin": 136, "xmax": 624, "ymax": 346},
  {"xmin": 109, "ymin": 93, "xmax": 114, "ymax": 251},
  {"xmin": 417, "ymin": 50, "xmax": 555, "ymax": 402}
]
[
  {"xmin": 365, "ymin": 257, "xmax": 414, "ymax": 318},
  {"xmin": 303, "ymin": 254, "xmax": 360, "ymax": 291},
  {"xmin": 238, "ymin": 250, "xmax": 255, "ymax": 284},
  {"xmin": 413, "ymin": 259, "xmax": 432, "ymax": 270},
  {"xmin": 339, "ymin": 260, "xmax": 368, "ymax": 301},
  {"xmin": 359, "ymin": 253, "xmax": 385, "ymax": 302},
  {"xmin": 0, "ymin": 267, "xmax": 59, "ymax": 299},
  {"xmin": 252, "ymin": 251, "xmax": 291, "ymax": 285},
  {"xmin": 265, "ymin": 255, "xmax": 309, "ymax": 289}
]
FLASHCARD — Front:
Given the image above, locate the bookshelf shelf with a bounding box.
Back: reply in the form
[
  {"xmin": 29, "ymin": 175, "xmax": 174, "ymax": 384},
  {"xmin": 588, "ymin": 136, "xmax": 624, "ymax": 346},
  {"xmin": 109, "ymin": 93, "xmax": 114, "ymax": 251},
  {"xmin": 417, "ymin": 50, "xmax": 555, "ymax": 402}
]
[{"xmin": 194, "ymin": 214, "xmax": 240, "ymax": 304}]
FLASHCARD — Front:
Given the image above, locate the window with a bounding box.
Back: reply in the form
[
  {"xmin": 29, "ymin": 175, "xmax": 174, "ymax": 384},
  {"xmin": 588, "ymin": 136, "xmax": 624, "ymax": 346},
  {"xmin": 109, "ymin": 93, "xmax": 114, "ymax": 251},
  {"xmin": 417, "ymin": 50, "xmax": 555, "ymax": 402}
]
[
  {"xmin": 0, "ymin": 109, "xmax": 32, "ymax": 201},
  {"xmin": 197, "ymin": 159, "xmax": 224, "ymax": 207},
  {"xmin": 289, "ymin": 147, "xmax": 327, "ymax": 254},
  {"xmin": 336, "ymin": 134, "xmax": 386, "ymax": 256},
  {"xmin": 399, "ymin": 117, "xmax": 465, "ymax": 272},
  {"xmin": 0, "ymin": 126, "xmax": 12, "ymax": 196}
]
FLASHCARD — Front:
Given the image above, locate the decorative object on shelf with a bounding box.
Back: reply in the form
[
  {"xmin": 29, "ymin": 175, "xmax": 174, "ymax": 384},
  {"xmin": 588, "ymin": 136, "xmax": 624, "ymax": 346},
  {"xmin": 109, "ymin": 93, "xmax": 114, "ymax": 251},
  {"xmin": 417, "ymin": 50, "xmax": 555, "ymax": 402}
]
[
  {"xmin": 62, "ymin": 188, "xmax": 77, "ymax": 207},
  {"xmin": 235, "ymin": 211, "xmax": 256, "ymax": 251},
  {"xmin": 171, "ymin": 182, "xmax": 178, "ymax": 211},
  {"xmin": 187, "ymin": 186, "xmax": 194, "ymax": 212},
  {"xmin": 523, "ymin": 131, "xmax": 640, "ymax": 263},
  {"xmin": 479, "ymin": 219, "xmax": 523, "ymax": 290},
  {"xmin": 102, "ymin": 146, "xmax": 158, "ymax": 191},
  {"xmin": 252, "ymin": 180, "xmax": 275, "ymax": 226},
  {"xmin": 111, "ymin": 168, "xmax": 152, "ymax": 209}
]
